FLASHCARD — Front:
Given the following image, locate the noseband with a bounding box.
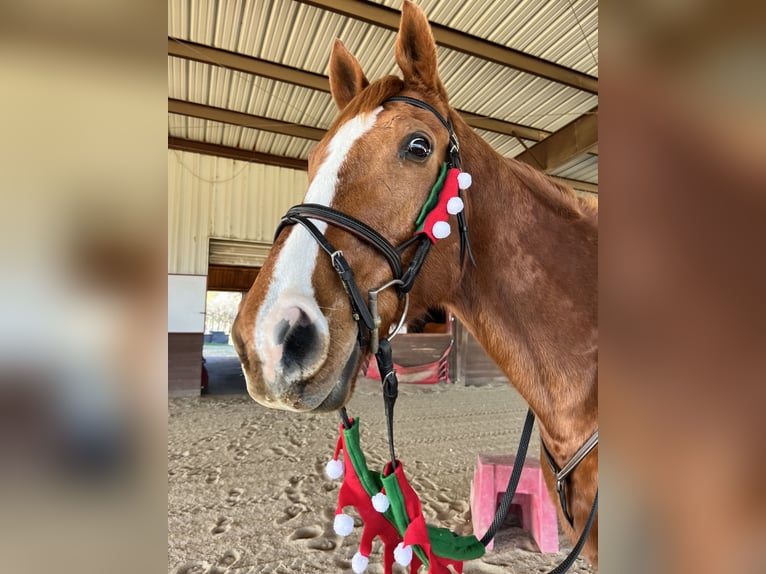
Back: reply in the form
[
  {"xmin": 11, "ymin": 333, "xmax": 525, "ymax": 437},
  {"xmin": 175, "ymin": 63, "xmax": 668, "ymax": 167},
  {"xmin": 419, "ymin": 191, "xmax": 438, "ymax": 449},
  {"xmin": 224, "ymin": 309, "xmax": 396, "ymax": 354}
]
[{"xmin": 274, "ymin": 96, "xmax": 472, "ymax": 353}]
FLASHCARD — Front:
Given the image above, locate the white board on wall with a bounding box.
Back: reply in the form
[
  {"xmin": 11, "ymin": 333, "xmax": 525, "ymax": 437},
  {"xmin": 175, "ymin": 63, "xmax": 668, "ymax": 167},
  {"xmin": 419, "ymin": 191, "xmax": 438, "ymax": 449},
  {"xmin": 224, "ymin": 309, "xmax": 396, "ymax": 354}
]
[{"xmin": 168, "ymin": 274, "xmax": 207, "ymax": 333}]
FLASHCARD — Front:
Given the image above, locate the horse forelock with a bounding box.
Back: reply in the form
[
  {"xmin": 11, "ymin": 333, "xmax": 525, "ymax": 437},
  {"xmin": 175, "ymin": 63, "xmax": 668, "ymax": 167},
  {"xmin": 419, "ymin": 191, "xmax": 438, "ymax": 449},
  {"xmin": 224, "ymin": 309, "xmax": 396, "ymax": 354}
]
[{"xmin": 327, "ymin": 76, "xmax": 404, "ymax": 136}]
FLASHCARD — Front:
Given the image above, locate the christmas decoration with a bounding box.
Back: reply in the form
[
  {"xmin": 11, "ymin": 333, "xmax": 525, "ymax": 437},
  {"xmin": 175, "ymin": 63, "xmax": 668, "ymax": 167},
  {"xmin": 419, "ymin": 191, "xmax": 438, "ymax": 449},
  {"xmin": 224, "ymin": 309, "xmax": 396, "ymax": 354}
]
[
  {"xmin": 327, "ymin": 418, "xmax": 485, "ymax": 573},
  {"xmin": 414, "ymin": 163, "xmax": 471, "ymax": 244}
]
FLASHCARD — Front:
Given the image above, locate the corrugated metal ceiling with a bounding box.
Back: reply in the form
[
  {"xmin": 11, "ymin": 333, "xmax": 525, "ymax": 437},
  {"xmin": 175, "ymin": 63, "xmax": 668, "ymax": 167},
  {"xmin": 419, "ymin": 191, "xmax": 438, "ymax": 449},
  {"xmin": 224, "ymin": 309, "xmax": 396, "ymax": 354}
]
[{"xmin": 168, "ymin": 0, "xmax": 598, "ymax": 189}]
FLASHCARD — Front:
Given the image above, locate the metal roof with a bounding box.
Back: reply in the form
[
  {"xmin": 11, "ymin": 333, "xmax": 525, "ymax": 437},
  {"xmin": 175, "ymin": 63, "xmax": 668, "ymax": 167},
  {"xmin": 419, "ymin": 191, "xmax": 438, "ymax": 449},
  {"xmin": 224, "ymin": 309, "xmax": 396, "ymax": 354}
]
[{"xmin": 168, "ymin": 0, "xmax": 598, "ymax": 192}]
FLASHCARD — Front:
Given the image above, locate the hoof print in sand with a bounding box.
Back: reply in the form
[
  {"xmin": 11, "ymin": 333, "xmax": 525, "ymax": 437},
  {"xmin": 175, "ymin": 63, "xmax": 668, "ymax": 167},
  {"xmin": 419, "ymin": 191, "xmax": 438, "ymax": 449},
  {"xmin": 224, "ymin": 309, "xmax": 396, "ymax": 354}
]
[
  {"xmin": 211, "ymin": 516, "xmax": 233, "ymax": 535},
  {"xmin": 275, "ymin": 503, "xmax": 307, "ymax": 524},
  {"xmin": 306, "ymin": 537, "xmax": 336, "ymax": 551},
  {"xmin": 226, "ymin": 487, "xmax": 244, "ymax": 505},
  {"xmin": 288, "ymin": 525, "xmax": 322, "ymax": 541},
  {"xmin": 174, "ymin": 561, "xmax": 210, "ymax": 574}
]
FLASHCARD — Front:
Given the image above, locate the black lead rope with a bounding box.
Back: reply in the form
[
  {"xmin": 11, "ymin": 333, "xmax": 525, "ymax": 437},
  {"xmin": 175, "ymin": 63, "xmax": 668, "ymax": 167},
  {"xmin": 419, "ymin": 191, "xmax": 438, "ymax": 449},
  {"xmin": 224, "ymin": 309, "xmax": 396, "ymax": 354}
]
[
  {"xmin": 371, "ymin": 337, "xmax": 533, "ymax": 544},
  {"xmin": 360, "ymin": 337, "xmax": 597, "ymax": 572},
  {"xmin": 479, "ymin": 409, "xmax": 599, "ymax": 573},
  {"xmin": 375, "ymin": 338, "xmax": 399, "ymax": 470},
  {"xmin": 479, "ymin": 408, "xmax": 536, "ymax": 546},
  {"xmin": 549, "ymin": 491, "xmax": 598, "ymax": 574}
]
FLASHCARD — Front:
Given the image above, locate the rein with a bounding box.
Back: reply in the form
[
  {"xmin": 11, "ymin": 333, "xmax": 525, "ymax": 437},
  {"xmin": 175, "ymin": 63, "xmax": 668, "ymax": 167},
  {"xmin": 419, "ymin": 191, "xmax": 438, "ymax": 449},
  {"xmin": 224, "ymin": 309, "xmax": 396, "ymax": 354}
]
[
  {"xmin": 365, "ymin": 343, "xmax": 599, "ymax": 573},
  {"xmin": 275, "ymin": 96, "xmax": 597, "ymax": 572}
]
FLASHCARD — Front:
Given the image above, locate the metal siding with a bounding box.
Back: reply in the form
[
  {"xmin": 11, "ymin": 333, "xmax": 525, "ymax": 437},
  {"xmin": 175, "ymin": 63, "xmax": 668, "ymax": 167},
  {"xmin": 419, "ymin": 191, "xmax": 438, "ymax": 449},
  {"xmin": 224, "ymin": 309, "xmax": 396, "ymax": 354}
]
[
  {"xmin": 550, "ymin": 153, "xmax": 599, "ymax": 183},
  {"xmin": 168, "ymin": 149, "xmax": 309, "ymax": 274},
  {"xmin": 168, "ymin": 150, "xmax": 211, "ymax": 275},
  {"xmin": 169, "ymin": 56, "xmax": 336, "ymax": 131},
  {"xmin": 375, "ymin": 0, "xmax": 598, "ymax": 75},
  {"xmin": 209, "ymin": 239, "xmax": 274, "ymax": 267},
  {"xmin": 473, "ymin": 129, "xmax": 526, "ymax": 157},
  {"xmin": 167, "ymin": 0, "xmax": 599, "ymax": 214},
  {"xmin": 168, "ymin": 112, "xmax": 188, "ymax": 138}
]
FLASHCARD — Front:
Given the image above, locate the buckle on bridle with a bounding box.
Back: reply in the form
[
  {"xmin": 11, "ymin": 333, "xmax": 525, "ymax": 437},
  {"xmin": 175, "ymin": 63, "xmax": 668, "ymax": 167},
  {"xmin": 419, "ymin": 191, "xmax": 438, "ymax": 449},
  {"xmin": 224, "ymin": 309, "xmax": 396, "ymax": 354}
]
[
  {"xmin": 367, "ymin": 279, "xmax": 408, "ymax": 354},
  {"xmin": 330, "ymin": 249, "xmax": 344, "ymax": 266}
]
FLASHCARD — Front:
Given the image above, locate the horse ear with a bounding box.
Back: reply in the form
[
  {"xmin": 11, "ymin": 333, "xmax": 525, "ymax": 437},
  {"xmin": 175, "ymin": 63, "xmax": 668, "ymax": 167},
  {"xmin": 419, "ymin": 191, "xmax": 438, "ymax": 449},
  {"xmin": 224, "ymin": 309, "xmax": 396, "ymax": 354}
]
[
  {"xmin": 395, "ymin": 0, "xmax": 447, "ymax": 100},
  {"xmin": 328, "ymin": 39, "xmax": 369, "ymax": 110}
]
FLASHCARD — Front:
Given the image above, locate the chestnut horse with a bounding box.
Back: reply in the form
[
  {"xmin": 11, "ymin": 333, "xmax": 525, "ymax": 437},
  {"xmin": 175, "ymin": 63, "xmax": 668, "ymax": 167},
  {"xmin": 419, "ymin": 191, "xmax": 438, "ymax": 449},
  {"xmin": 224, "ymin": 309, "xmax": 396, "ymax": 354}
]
[{"xmin": 233, "ymin": 0, "xmax": 598, "ymax": 568}]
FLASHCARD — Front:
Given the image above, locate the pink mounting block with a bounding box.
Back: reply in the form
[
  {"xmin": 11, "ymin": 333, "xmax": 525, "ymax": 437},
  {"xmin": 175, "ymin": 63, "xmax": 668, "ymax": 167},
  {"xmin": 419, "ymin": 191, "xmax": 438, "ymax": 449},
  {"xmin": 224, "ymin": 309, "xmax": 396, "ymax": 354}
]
[{"xmin": 470, "ymin": 454, "xmax": 559, "ymax": 553}]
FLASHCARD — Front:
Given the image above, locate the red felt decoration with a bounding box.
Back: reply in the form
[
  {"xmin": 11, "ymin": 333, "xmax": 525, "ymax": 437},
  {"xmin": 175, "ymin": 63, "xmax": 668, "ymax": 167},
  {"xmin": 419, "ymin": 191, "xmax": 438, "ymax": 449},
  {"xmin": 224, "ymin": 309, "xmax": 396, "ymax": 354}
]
[{"xmin": 420, "ymin": 168, "xmax": 462, "ymax": 243}]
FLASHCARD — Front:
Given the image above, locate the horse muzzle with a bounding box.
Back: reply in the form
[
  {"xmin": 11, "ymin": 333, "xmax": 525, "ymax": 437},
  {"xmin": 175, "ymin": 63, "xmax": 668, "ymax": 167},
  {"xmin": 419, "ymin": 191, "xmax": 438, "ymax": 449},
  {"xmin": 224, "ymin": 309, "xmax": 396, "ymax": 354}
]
[{"xmin": 241, "ymin": 292, "xmax": 360, "ymax": 412}]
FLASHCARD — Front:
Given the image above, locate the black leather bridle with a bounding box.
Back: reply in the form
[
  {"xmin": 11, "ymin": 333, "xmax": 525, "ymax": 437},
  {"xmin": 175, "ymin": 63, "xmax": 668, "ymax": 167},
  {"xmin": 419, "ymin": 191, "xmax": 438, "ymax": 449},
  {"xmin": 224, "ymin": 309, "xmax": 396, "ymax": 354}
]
[{"xmin": 273, "ymin": 96, "xmax": 472, "ymax": 353}]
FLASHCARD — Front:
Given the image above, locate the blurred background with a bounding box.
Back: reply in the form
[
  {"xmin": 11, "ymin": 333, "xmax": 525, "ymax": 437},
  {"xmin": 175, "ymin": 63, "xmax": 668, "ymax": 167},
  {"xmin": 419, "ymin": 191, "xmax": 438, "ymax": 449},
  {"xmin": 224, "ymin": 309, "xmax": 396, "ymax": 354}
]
[
  {"xmin": 0, "ymin": 1, "xmax": 166, "ymax": 572},
  {"xmin": 601, "ymin": 1, "xmax": 766, "ymax": 572},
  {"xmin": 0, "ymin": 0, "xmax": 764, "ymax": 573}
]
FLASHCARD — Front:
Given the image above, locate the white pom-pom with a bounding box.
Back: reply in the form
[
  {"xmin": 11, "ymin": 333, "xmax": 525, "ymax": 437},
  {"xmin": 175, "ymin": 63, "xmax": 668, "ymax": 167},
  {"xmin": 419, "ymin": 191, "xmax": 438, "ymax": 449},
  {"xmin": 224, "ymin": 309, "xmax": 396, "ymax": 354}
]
[
  {"xmin": 457, "ymin": 171, "xmax": 472, "ymax": 190},
  {"xmin": 351, "ymin": 552, "xmax": 369, "ymax": 573},
  {"xmin": 446, "ymin": 196, "xmax": 464, "ymax": 215},
  {"xmin": 325, "ymin": 458, "xmax": 344, "ymax": 480},
  {"xmin": 432, "ymin": 221, "xmax": 451, "ymax": 239},
  {"xmin": 333, "ymin": 513, "xmax": 354, "ymax": 536},
  {"xmin": 394, "ymin": 542, "xmax": 413, "ymax": 566},
  {"xmin": 371, "ymin": 492, "xmax": 390, "ymax": 513}
]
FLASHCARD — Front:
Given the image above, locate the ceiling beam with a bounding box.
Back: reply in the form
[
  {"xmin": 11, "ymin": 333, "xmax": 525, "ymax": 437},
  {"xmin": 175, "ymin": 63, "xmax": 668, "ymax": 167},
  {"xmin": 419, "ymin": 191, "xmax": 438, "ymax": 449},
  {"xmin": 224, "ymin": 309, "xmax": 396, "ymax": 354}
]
[
  {"xmin": 296, "ymin": 0, "xmax": 598, "ymax": 94},
  {"xmin": 168, "ymin": 137, "xmax": 596, "ymax": 194},
  {"xmin": 169, "ymin": 97, "xmax": 559, "ymax": 156},
  {"xmin": 458, "ymin": 110, "xmax": 548, "ymax": 142},
  {"xmin": 514, "ymin": 107, "xmax": 598, "ymax": 172},
  {"xmin": 168, "ymin": 99, "xmax": 325, "ymax": 140},
  {"xmin": 168, "ymin": 38, "xmax": 329, "ymax": 92},
  {"xmin": 168, "ymin": 137, "xmax": 309, "ymax": 170},
  {"xmin": 169, "ymin": 38, "xmax": 550, "ymax": 142}
]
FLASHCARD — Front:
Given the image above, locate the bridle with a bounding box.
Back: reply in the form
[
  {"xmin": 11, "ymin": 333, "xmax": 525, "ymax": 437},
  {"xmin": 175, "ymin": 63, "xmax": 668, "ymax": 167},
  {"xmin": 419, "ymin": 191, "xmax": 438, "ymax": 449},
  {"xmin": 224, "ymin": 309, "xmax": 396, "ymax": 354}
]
[
  {"xmin": 273, "ymin": 95, "xmax": 597, "ymax": 572},
  {"xmin": 274, "ymin": 203, "xmax": 428, "ymax": 352},
  {"xmin": 274, "ymin": 96, "xmax": 473, "ymax": 354}
]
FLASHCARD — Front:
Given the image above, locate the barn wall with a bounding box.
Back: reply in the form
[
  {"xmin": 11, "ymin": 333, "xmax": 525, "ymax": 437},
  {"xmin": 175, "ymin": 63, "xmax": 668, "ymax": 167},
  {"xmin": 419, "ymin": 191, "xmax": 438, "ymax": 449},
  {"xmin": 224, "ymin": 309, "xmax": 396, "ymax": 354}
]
[
  {"xmin": 167, "ymin": 149, "xmax": 309, "ymax": 275},
  {"xmin": 453, "ymin": 319, "xmax": 510, "ymax": 386},
  {"xmin": 168, "ymin": 150, "xmax": 309, "ymax": 395},
  {"xmin": 168, "ymin": 333, "xmax": 205, "ymax": 396}
]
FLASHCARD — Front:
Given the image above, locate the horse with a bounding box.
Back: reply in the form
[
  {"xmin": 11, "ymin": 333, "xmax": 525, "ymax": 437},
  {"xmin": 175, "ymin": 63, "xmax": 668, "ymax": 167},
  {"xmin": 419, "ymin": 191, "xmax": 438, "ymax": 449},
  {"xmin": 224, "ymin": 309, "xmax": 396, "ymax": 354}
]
[{"xmin": 232, "ymin": 0, "xmax": 598, "ymax": 568}]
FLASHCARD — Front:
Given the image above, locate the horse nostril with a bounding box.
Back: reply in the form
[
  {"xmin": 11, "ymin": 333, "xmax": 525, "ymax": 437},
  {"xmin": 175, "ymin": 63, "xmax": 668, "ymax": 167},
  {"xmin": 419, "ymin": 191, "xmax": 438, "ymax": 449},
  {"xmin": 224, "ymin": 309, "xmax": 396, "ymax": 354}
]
[{"xmin": 274, "ymin": 307, "xmax": 322, "ymax": 375}]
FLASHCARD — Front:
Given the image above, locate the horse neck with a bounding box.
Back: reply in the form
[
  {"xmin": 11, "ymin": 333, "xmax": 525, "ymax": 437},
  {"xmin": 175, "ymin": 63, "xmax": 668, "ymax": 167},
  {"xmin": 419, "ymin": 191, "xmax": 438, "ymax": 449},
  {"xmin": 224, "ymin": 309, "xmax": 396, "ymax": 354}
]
[{"xmin": 447, "ymin": 115, "xmax": 598, "ymax": 448}]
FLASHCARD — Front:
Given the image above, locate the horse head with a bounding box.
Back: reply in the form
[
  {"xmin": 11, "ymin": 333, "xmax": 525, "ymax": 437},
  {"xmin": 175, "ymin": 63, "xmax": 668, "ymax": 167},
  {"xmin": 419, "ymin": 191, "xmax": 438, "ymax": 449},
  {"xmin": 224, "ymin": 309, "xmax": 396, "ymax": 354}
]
[{"xmin": 232, "ymin": 1, "xmax": 464, "ymax": 412}]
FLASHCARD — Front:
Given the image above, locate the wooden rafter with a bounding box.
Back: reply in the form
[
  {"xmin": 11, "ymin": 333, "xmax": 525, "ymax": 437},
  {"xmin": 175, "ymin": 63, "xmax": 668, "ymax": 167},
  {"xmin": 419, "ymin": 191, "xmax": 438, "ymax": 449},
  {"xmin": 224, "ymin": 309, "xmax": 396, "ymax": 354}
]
[
  {"xmin": 168, "ymin": 137, "xmax": 309, "ymax": 170},
  {"xmin": 295, "ymin": 0, "xmax": 598, "ymax": 94},
  {"xmin": 168, "ymin": 99, "xmax": 324, "ymax": 141},
  {"xmin": 514, "ymin": 107, "xmax": 598, "ymax": 172},
  {"xmin": 168, "ymin": 39, "xmax": 328, "ymax": 92},
  {"xmin": 169, "ymin": 38, "xmax": 551, "ymax": 142}
]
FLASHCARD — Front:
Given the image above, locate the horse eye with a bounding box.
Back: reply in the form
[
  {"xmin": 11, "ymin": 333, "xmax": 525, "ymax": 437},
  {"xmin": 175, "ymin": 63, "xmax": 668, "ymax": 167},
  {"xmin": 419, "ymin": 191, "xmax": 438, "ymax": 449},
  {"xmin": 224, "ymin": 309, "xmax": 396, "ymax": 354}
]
[{"xmin": 406, "ymin": 136, "xmax": 432, "ymax": 160}]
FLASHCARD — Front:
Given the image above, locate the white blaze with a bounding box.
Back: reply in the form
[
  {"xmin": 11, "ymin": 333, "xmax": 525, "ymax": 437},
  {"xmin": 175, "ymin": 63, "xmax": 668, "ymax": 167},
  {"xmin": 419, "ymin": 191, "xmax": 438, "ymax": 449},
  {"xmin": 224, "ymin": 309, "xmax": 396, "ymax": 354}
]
[{"xmin": 254, "ymin": 107, "xmax": 383, "ymax": 367}]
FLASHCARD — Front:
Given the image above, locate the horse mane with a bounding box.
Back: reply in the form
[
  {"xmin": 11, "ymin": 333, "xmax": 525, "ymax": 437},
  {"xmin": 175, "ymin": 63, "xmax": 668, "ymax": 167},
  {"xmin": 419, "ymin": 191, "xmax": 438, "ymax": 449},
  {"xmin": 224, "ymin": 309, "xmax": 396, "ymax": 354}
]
[{"xmin": 507, "ymin": 158, "xmax": 598, "ymax": 223}]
